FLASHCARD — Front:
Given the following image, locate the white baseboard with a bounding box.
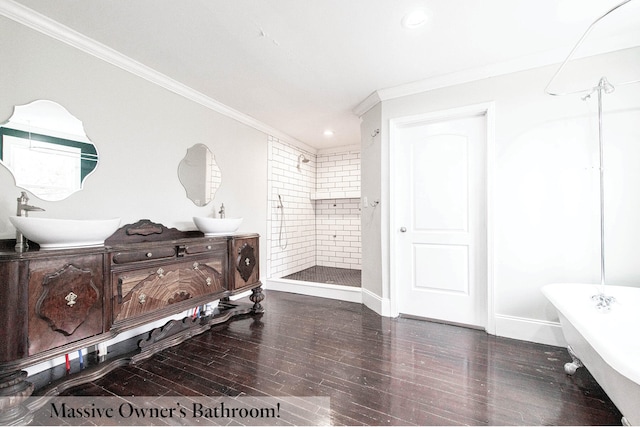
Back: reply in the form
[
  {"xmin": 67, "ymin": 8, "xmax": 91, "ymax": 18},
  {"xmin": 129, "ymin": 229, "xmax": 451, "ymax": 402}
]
[
  {"xmin": 264, "ymin": 279, "xmax": 567, "ymax": 348},
  {"xmin": 230, "ymin": 289, "xmax": 252, "ymax": 300},
  {"xmin": 264, "ymin": 279, "xmax": 397, "ymax": 318},
  {"xmin": 361, "ymin": 288, "xmax": 392, "ymax": 317},
  {"xmin": 494, "ymin": 313, "xmax": 566, "ymax": 347},
  {"xmin": 264, "ymin": 278, "xmax": 362, "ymax": 303}
]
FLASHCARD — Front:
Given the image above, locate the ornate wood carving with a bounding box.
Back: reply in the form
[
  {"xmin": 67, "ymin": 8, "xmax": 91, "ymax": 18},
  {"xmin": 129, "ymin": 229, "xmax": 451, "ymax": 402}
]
[
  {"xmin": 236, "ymin": 242, "xmax": 256, "ymax": 283},
  {"xmin": 35, "ymin": 264, "xmax": 99, "ymax": 336},
  {"xmin": 138, "ymin": 317, "xmax": 201, "ymax": 351},
  {"xmin": 105, "ymin": 219, "xmax": 200, "ymax": 245},
  {"xmin": 115, "ymin": 263, "xmax": 223, "ymax": 321},
  {"xmin": 134, "ymin": 299, "xmax": 259, "ymax": 363},
  {"xmin": 125, "ymin": 219, "xmax": 163, "ymax": 236}
]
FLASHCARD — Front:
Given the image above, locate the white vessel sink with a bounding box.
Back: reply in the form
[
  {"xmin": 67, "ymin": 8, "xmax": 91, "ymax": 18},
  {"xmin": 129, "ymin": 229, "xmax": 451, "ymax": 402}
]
[
  {"xmin": 193, "ymin": 217, "xmax": 242, "ymax": 235},
  {"xmin": 9, "ymin": 216, "xmax": 121, "ymax": 249}
]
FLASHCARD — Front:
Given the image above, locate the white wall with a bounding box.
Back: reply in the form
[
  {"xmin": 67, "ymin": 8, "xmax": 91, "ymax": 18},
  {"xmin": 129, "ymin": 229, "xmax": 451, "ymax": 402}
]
[
  {"xmin": 0, "ymin": 14, "xmax": 272, "ymax": 374},
  {"xmin": 361, "ymin": 47, "xmax": 640, "ymax": 344},
  {"xmin": 361, "ymin": 102, "xmax": 384, "ymax": 297},
  {"xmin": 0, "ymin": 16, "xmax": 268, "ymax": 243}
]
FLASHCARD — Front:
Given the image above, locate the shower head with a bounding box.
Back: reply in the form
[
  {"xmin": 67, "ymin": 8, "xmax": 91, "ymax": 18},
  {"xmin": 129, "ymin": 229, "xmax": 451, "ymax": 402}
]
[{"xmin": 297, "ymin": 154, "xmax": 310, "ymax": 169}]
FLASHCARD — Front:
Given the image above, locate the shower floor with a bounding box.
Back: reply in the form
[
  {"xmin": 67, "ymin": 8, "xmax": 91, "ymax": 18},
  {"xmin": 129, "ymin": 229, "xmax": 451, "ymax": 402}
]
[{"xmin": 282, "ymin": 266, "xmax": 361, "ymax": 287}]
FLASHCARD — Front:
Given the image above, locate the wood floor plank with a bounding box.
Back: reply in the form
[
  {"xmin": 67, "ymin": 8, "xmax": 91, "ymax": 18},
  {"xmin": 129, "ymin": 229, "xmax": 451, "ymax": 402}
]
[{"xmin": 53, "ymin": 290, "xmax": 623, "ymax": 425}]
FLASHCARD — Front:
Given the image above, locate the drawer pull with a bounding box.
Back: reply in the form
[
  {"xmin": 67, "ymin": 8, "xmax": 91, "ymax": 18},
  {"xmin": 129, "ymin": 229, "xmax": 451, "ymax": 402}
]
[
  {"xmin": 206, "ymin": 245, "xmax": 212, "ymax": 250},
  {"xmin": 138, "ymin": 293, "xmax": 147, "ymax": 304},
  {"xmin": 113, "ymin": 247, "xmax": 177, "ymax": 264},
  {"xmin": 206, "ymin": 277, "xmax": 212, "ymax": 286},
  {"xmin": 193, "ymin": 262, "xmax": 200, "ymax": 270},
  {"xmin": 65, "ymin": 291, "xmax": 78, "ymax": 307},
  {"xmin": 156, "ymin": 268, "xmax": 165, "ymax": 278},
  {"xmin": 245, "ymin": 257, "xmax": 251, "ymax": 266}
]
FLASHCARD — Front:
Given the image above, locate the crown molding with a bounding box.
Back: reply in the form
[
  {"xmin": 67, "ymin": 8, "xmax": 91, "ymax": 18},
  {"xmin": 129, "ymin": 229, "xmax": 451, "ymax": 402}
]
[
  {"xmin": 354, "ymin": 31, "xmax": 640, "ymax": 116},
  {"xmin": 352, "ymin": 91, "xmax": 382, "ymax": 117},
  {"xmin": 0, "ymin": 0, "xmax": 309, "ymax": 149},
  {"xmin": 375, "ymin": 49, "xmax": 569, "ymax": 103}
]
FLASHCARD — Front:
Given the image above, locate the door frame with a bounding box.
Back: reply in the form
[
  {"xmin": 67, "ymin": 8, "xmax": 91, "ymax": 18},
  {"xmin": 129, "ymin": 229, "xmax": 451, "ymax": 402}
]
[{"xmin": 389, "ymin": 102, "xmax": 496, "ymax": 334}]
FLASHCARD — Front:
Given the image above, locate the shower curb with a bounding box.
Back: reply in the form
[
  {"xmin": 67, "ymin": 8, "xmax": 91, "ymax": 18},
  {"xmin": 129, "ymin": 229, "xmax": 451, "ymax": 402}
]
[{"xmin": 264, "ymin": 278, "xmax": 362, "ymax": 304}]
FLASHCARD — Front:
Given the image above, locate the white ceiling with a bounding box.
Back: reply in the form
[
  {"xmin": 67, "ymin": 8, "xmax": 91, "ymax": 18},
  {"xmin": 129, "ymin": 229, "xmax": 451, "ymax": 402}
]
[{"xmin": 5, "ymin": 0, "xmax": 640, "ymax": 150}]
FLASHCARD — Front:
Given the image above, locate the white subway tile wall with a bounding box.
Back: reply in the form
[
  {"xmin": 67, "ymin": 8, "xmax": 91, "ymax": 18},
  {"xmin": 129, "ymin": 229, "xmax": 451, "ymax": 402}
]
[
  {"xmin": 316, "ymin": 151, "xmax": 360, "ymax": 194},
  {"xmin": 267, "ymin": 137, "xmax": 361, "ymax": 279},
  {"xmin": 315, "ymin": 150, "xmax": 361, "ymax": 269},
  {"xmin": 267, "ymin": 137, "xmax": 317, "ymax": 278}
]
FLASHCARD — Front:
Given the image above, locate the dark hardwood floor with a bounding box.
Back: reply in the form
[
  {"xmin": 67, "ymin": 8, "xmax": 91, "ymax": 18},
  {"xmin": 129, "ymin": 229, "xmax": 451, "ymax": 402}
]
[{"xmin": 47, "ymin": 290, "xmax": 622, "ymax": 425}]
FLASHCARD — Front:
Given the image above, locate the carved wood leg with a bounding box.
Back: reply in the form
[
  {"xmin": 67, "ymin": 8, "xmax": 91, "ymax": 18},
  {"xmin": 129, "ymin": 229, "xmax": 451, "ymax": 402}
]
[
  {"xmin": 250, "ymin": 286, "xmax": 265, "ymax": 313},
  {"xmin": 0, "ymin": 371, "xmax": 34, "ymax": 425}
]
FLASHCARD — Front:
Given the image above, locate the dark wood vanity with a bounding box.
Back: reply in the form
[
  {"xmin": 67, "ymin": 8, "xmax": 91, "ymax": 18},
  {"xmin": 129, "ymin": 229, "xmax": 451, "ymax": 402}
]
[{"xmin": 0, "ymin": 219, "xmax": 263, "ymax": 424}]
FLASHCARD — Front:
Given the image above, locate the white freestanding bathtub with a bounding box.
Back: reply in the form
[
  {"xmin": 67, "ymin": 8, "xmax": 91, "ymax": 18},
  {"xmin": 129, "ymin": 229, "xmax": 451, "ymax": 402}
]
[{"xmin": 542, "ymin": 283, "xmax": 640, "ymax": 426}]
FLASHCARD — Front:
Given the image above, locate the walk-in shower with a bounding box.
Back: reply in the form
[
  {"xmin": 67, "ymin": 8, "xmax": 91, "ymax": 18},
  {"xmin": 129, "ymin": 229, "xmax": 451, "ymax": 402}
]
[
  {"xmin": 274, "ymin": 190, "xmax": 360, "ymax": 287},
  {"xmin": 267, "ymin": 139, "xmax": 362, "ymax": 291}
]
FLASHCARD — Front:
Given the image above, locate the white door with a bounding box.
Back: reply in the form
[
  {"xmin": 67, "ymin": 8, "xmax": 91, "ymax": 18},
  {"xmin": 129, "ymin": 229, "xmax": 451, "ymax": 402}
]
[{"xmin": 394, "ymin": 114, "xmax": 487, "ymax": 328}]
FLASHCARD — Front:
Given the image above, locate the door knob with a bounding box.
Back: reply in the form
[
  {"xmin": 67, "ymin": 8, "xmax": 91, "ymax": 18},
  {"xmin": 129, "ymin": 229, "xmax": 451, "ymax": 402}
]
[{"xmin": 400, "ymin": 227, "xmax": 407, "ymax": 232}]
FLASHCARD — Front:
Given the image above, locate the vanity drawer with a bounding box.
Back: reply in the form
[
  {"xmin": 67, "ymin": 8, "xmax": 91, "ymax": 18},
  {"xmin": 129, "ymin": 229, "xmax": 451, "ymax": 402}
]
[
  {"xmin": 113, "ymin": 258, "xmax": 226, "ymax": 323},
  {"xmin": 183, "ymin": 240, "xmax": 226, "ymax": 255},
  {"xmin": 112, "ymin": 246, "xmax": 176, "ymax": 264}
]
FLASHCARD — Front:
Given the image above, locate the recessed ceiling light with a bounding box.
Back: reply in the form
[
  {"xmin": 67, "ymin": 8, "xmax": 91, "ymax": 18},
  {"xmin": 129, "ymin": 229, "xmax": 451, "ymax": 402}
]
[
  {"xmin": 323, "ymin": 130, "xmax": 334, "ymax": 137},
  {"xmin": 401, "ymin": 8, "xmax": 428, "ymax": 29}
]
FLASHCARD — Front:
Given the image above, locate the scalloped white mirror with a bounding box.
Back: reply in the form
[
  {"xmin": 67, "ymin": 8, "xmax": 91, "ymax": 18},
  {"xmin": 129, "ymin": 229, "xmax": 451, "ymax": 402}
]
[
  {"xmin": 178, "ymin": 143, "xmax": 222, "ymax": 207},
  {"xmin": 0, "ymin": 100, "xmax": 98, "ymax": 201}
]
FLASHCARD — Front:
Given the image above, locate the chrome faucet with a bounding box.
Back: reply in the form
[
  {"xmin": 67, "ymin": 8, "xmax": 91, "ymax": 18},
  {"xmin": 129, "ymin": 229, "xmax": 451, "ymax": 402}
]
[
  {"xmin": 17, "ymin": 191, "xmax": 45, "ymax": 216},
  {"xmin": 218, "ymin": 203, "xmax": 225, "ymax": 219},
  {"xmin": 15, "ymin": 191, "xmax": 45, "ymax": 252}
]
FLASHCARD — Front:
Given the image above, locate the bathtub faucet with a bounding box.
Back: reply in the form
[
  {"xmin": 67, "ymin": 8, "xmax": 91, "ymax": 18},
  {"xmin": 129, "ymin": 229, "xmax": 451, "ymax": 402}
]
[{"xmin": 591, "ymin": 292, "xmax": 615, "ymax": 311}]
